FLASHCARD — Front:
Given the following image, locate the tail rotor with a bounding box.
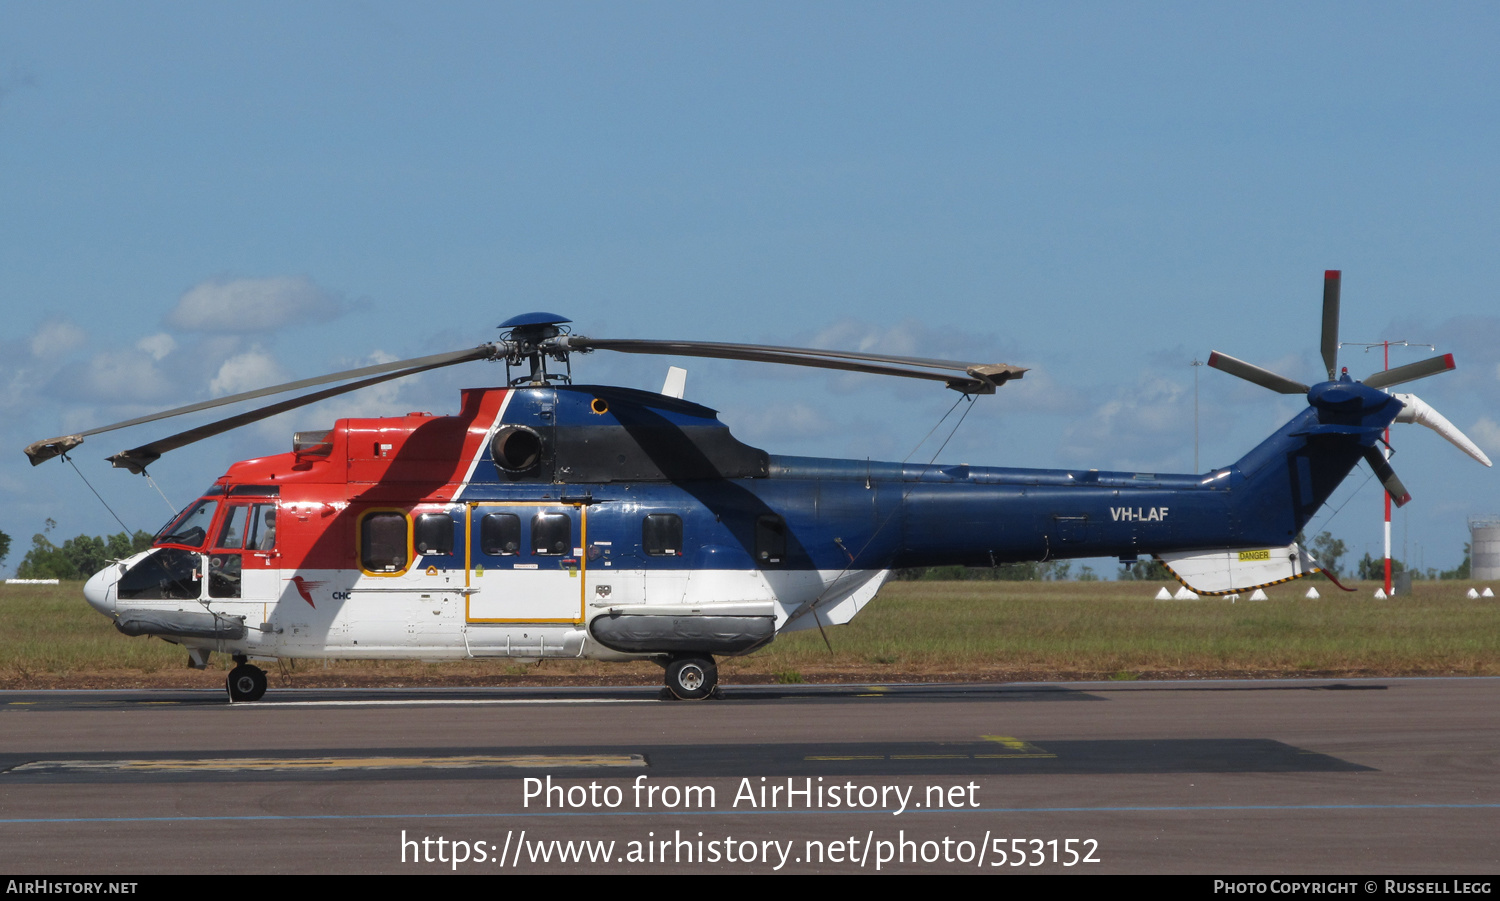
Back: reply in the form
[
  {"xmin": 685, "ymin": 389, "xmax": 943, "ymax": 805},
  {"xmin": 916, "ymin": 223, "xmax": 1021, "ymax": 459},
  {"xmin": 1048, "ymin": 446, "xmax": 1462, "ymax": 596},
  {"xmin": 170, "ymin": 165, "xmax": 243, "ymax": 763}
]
[{"xmin": 1206, "ymin": 270, "xmax": 1491, "ymax": 507}]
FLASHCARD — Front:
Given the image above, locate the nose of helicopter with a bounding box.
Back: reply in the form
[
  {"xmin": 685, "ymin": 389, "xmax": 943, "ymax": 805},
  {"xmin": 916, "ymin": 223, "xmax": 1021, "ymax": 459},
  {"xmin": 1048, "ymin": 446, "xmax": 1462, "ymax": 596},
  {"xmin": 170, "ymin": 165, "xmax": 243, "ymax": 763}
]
[{"xmin": 83, "ymin": 564, "xmax": 120, "ymax": 616}]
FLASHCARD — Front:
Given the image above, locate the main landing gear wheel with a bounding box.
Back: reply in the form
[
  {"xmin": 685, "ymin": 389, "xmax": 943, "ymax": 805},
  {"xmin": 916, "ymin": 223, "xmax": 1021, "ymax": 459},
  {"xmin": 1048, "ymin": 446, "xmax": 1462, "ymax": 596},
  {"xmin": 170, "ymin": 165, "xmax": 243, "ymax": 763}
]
[
  {"xmin": 226, "ymin": 663, "xmax": 268, "ymax": 702},
  {"xmin": 664, "ymin": 656, "xmax": 718, "ymax": 701}
]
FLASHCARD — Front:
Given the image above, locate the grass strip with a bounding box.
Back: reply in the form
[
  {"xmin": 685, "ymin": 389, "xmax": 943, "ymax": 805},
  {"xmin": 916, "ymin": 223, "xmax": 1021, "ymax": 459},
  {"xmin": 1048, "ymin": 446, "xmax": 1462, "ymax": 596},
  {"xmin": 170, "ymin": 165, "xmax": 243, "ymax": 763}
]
[{"xmin": 2, "ymin": 579, "xmax": 1496, "ymax": 687}]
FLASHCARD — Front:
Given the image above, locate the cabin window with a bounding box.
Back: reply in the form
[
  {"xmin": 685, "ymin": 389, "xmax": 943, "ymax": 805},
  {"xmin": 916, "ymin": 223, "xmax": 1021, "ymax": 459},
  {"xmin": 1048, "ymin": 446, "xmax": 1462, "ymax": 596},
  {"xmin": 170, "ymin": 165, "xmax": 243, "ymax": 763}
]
[
  {"xmin": 531, "ymin": 512, "xmax": 571, "ymax": 556},
  {"xmin": 643, "ymin": 514, "xmax": 683, "ymax": 557},
  {"xmin": 755, "ymin": 514, "xmax": 786, "ymax": 566},
  {"xmin": 360, "ymin": 512, "xmax": 409, "ymax": 572},
  {"xmin": 480, "ymin": 513, "xmax": 521, "ymax": 556},
  {"xmin": 414, "ymin": 512, "xmax": 454, "ymax": 556}
]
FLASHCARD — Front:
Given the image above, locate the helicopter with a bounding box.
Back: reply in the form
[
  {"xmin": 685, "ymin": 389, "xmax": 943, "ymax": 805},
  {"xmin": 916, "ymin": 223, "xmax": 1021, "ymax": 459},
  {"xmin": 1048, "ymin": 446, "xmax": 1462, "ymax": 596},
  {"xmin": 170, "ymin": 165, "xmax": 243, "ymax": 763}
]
[{"xmin": 23, "ymin": 271, "xmax": 1492, "ymax": 701}]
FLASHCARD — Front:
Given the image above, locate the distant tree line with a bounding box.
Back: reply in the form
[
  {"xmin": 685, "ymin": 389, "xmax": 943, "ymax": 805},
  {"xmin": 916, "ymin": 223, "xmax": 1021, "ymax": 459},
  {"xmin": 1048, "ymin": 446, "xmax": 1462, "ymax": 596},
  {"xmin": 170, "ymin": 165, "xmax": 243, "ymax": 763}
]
[
  {"xmin": 13, "ymin": 519, "xmax": 155, "ymax": 580},
  {"xmin": 1354, "ymin": 543, "xmax": 1470, "ymax": 581}
]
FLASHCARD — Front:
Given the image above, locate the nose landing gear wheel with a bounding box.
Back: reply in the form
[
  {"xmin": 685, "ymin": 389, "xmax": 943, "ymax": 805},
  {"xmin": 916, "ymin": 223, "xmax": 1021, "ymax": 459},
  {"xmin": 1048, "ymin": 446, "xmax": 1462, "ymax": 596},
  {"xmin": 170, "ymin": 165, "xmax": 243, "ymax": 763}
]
[
  {"xmin": 226, "ymin": 663, "xmax": 268, "ymax": 702},
  {"xmin": 664, "ymin": 656, "xmax": 718, "ymax": 701}
]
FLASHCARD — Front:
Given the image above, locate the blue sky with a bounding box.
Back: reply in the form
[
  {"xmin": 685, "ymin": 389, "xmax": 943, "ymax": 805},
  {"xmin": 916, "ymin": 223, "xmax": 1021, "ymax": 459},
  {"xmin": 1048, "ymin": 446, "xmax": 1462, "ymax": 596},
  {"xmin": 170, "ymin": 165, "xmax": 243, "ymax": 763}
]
[{"xmin": 2, "ymin": 3, "xmax": 1498, "ymax": 577}]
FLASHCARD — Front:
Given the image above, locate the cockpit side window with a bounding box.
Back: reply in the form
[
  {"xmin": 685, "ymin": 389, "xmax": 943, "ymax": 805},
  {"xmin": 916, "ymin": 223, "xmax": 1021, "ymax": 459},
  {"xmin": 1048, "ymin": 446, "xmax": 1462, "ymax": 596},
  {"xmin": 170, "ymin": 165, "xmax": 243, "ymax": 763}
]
[
  {"xmin": 158, "ymin": 500, "xmax": 219, "ymax": 549},
  {"xmin": 247, "ymin": 504, "xmax": 277, "ymax": 550},
  {"xmin": 118, "ymin": 547, "xmax": 203, "ymax": 600},
  {"xmin": 216, "ymin": 505, "xmax": 247, "ymax": 549},
  {"xmin": 214, "ymin": 503, "xmax": 276, "ymax": 551},
  {"xmin": 208, "ymin": 553, "xmax": 242, "ymax": 598}
]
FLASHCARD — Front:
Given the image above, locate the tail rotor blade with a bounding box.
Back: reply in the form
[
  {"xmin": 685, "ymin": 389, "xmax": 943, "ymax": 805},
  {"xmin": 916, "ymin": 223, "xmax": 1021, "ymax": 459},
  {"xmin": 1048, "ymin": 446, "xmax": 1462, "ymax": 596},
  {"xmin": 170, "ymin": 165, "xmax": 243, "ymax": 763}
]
[
  {"xmin": 1206, "ymin": 351, "xmax": 1310, "ymax": 395},
  {"xmin": 1363, "ymin": 354, "xmax": 1456, "ymax": 390},
  {"xmin": 1321, "ymin": 269, "xmax": 1341, "ymax": 380},
  {"xmin": 1392, "ymin": 393, "xmax": 1493, "ymax": 467},
  {"xmin": 1361, "ymin": 445, "xmax": 1412, "ymax": 507}
]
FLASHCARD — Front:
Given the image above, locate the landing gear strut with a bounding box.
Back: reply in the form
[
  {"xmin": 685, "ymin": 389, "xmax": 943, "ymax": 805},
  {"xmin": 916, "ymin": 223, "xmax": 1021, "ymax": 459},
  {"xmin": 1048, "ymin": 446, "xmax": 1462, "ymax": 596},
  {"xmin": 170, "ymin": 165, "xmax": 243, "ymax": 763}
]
[
  {"xmin": 663, "ymin": 655, "xmax": 718, "ymax": 700},
  {"xmin": 226, "ymin": 656, "xmax": 267, "ymax": 702}
]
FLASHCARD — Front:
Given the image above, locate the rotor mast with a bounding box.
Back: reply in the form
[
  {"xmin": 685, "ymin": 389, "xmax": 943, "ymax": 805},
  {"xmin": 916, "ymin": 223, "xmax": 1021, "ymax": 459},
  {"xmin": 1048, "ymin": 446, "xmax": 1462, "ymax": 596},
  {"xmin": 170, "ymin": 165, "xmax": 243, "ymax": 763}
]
[{"xmin": 498, "ymin": 312, "xmax": 575, "ymax": 386}]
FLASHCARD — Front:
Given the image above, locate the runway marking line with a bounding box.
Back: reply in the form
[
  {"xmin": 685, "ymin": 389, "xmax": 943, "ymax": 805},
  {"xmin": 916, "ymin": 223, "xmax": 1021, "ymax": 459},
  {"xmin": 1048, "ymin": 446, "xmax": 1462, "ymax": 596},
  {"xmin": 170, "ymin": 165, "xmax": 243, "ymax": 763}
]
[{"xmin": 979, "ymin": 735, "xmax": 1056, "ymax": 759}]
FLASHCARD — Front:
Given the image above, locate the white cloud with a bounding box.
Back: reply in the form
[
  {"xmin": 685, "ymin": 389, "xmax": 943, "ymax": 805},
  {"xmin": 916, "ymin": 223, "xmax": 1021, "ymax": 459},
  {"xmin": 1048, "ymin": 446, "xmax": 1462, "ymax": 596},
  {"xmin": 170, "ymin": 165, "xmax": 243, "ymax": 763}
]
[
  {"xmin": 782, "ymin": 317, "xmax": 1025, "ymax": 399},
  {"xmin": 29, "ymin": 319, "xmax": 87, "ymax": 358},
  {"xmin": 290, "ymin": 351, "xmax": 419, "ymax": 421},
  {"xmin": 73, "ymin": 349, "xmax": 174, "ymax": 403},
  {"xmin": 1058, "ymin": 374, "xmax": 1195, "ymax": 472},
  {"xmin": 1, "ymin": 321, "xmax": 86, "ymax": 412},
  {"xmin": 209, "ymin": 348, "xmax": 290, "ymax": 397},
  {"xmin": 1471, "ymin": 417, "xmax": 1500, "ymax": 458},
  {"xmin": 135, "ymin": 333, "xmax": 176, "ymax": 361},
  {"xmin": 166, "ymin": 276, "xmax": 347, "ymax": 334},
  {"xmin": 972, "ymin": 365, "xmax": 1087, "ymax": 416},
  {"xmin": 811, "ymin": 320, "xmax": 926, "ymax": 357},
  {"xmin": 719, "ymin": 401, "xmax": 837, "ymax": 445}
]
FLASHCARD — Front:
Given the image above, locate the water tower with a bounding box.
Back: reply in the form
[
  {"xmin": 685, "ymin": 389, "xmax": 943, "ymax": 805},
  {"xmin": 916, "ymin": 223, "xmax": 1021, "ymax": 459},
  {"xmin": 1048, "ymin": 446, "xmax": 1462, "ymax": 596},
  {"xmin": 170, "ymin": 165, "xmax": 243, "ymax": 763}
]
[{"xmin": 1469, "ymin": 516, "xmax": 1500, "ymax": 581}]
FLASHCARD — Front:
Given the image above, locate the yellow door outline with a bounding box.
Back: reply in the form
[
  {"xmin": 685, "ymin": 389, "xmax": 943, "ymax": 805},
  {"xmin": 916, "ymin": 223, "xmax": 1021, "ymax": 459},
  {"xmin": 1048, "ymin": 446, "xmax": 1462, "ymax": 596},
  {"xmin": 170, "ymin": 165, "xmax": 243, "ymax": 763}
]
[{"xmin": 464, "ymin": 501, "xmax": 587, "ymax": 624}]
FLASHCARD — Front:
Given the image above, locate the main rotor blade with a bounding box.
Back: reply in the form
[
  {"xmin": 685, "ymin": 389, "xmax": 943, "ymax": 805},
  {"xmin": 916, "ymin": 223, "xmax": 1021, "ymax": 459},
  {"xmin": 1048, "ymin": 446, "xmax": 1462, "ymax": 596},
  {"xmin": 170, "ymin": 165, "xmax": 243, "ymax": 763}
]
[
  {"xmin": 564, "ymin": 337, "xmax": 1027, "ymax": 394},
  {"xmin": 1362, "ymin": 353, "xmax": 1456, "ymax": 390},
  {"xmin": 24, "ymin": 344, "xmax": 498, "ymax": 465},
  {"xmin": 1206, "ymin": 351, "xmax": 1310, "ymax": 395},
  {"xmin": 1322, "ymin": 269, "xmax": 1341, "ymax": 380},
  {"xmin": 104, "ymin": 358, "xmax": 468, "ymax": 474},
  {"xmin": 1361, "ymin": 445, "xmax": 1411, "ymax": 507}
]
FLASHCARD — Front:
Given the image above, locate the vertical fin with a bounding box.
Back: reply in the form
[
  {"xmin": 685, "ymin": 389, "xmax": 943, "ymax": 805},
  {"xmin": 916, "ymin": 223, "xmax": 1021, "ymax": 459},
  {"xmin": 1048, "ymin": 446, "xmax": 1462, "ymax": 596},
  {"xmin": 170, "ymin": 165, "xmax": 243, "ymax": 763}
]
[{"xmin": 661, "ymin": 366, "xmax": 687, "ymax": 399}]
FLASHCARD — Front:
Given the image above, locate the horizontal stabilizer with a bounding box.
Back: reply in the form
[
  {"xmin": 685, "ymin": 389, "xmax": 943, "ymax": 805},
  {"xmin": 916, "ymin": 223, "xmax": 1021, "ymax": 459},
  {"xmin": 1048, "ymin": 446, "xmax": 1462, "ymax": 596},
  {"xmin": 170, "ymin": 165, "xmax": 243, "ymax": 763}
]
[{"xmin": 1157, "ymin": 542, "xmax": 1320, "ymax": 596}]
